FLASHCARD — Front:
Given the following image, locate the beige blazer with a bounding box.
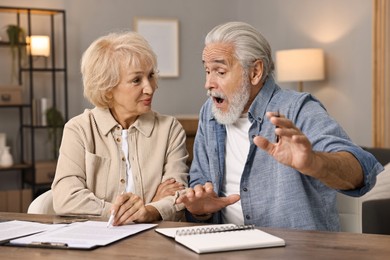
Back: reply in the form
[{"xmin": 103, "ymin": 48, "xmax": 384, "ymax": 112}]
[{"xmin": 51, "ymin": 107, "xmax": 188, "ymax": 220}]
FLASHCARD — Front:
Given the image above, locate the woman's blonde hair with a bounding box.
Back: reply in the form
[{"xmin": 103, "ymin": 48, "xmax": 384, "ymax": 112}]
[{"xmin": 81, "ymin": 31, "xmax": 157, "ymax": 107}]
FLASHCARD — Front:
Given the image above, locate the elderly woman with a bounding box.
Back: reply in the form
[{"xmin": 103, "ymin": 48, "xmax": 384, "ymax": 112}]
[{"xmin": 51, "ymin": 31, "xmax": 188, "ymax": 225}]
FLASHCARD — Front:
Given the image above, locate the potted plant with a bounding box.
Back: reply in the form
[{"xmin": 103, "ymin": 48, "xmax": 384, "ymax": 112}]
[
  {"xmin": 6, "ymin": 24, "xmax": 25, "ymax": 84},
  {"xmin": 46, "ymin": 107, "xmax": 65, "ymax": 159}
]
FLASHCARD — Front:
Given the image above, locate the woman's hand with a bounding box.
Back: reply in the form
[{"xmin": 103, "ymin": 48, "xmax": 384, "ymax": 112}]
[
  {"xmin": 152, "ymin": 178, "xmax": 185, "ymax": 202},
  {"xmin": 111, "ymin": 192, "xmax": 161, "ymax": 225}
]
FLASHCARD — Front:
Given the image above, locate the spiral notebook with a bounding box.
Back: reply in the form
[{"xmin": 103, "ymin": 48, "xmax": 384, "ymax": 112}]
[{"xmin": 155, "ymin": 224, "xmax": 285, "ymax": 254}]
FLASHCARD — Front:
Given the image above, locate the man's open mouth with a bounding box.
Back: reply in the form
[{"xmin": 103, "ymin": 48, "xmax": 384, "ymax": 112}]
[{"xmin": 214, "ymin": 97, "xmax": 224, "ymax": 104}]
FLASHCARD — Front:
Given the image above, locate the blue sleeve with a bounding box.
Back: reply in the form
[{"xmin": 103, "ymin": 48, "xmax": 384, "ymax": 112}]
[
  {"xmin": 337, "ymin": 146, "xmax": 384, "ymax": 197},
  {"xmin": 188, "ymin": 104, "xmax": 212, "ymax": 188},
  {"xmin": 289, "ymin": 94, "xmax": 384, "ymax": 197}
]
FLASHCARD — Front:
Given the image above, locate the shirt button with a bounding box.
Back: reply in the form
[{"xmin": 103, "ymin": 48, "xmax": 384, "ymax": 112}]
[
  {"xmin": 116, "ymin": 137, "xmax": 121, "ymax": 142},
  {"xmin": 120, "ymin": 179, "xmax": 125, "ymax": 184},
  {"xmin": 243, "ymin": 188, "xmax": 248, "ymax": 192},
  {"xmin": 121, "ymin": 157, "xmax": 125, "ymax": 161},
  {"xmin": 245, "ymin": 215, "xmax": 251, "ymax": 220}
]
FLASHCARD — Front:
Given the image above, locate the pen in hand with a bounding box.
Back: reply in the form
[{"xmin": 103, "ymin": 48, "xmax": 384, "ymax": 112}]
[
  {"xmin": 275, "ymin": 110, "xmax": 280, "ymax": 143},
  {"xmin": 107, "ymin": 191, "xmax": 125, "ymax": 228},
  {"xmin": 107, "ymin": 210, "xmax": 115, "ymax": 228}
]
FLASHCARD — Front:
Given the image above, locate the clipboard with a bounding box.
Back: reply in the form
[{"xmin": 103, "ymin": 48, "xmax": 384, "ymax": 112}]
[
  {"xmin": 5, "ymin": 241, "xmax": 78, "ymax": 250},
  {"xmin": 6, "ymin": 240, "xmax": 97, "ymax": 250},
  {"xmin": 0, "ymin": 220, "xmax": 66, "ymax": 245},
  {"xmin": 7, "ymin": 221, "xmax": 157, "ymax": 250}
]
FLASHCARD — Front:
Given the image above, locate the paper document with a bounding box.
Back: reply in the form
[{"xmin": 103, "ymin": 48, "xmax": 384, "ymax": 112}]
[
  {"xmin": 156, "ymin": 223, "xmax": 285, "ymax": 254},
  {"xmin": 0, "ymin": 220, "xmax": 65, "ymax": 244},
  {"xmin": 10, "ymin": 221, "xmax": 157, "ymax": 249}
]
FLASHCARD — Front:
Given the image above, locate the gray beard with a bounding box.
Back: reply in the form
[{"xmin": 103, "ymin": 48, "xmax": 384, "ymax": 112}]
[{"xmin": 212, "ymin": 80, "xmax": 250, "ymax": 125}]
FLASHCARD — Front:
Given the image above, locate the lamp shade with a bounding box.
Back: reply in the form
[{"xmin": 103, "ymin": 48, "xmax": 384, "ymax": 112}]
[
  {"xmin": 276, "ymin": 48, "xmax": 324, "ymax": 82},
  {"xmin": 29, "ymin": 35, "xmax": 50, "ymax": 57}
]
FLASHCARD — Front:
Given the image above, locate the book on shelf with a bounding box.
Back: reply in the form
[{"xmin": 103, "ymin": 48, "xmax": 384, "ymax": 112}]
[
  {"xmin": 155, "ymin": 223, "xmax": 285, "ymax": 254},
  {"xmin": 32, "ymin": 98, "xmax": 48, "ymax": 126}
]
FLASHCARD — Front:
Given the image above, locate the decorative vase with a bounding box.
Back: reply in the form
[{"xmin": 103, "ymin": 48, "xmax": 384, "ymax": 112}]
[{"xmin": 0, "ymin": 146, "xmax": 13, "ymax": 167}]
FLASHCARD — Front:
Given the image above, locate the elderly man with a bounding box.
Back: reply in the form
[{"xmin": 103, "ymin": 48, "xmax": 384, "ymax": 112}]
[{"xmin": 176, "ymin": 21, "xmax": 383, "ymax": 231}]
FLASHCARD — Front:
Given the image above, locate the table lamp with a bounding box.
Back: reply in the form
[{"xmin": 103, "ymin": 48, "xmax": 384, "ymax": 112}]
[
  {"xmin": 27, "ymin": 35, "xmax": 50, "ymax": 67},
  {"xmin": 30, "ymin": 35, "xmax": 50, "ymax": 57},
  {"xmin": 276, "ymin": 48, "xmax": 325, "ymax": 92}
]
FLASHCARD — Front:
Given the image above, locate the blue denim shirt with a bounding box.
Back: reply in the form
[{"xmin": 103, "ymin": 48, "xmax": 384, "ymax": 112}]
[{"xmin": 189, "ymin": 76, "xmax": 383, "ymax": 231}]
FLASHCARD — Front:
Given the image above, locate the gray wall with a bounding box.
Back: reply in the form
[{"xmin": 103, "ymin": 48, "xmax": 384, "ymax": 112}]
[
  {"xmin": 238, "ymin": 0, "xmax": 373, "ymax": 146},
  {"xmin": 0, "ymin": 0, "xmax": 373, "ymax": 178},
  {"xmin": 64, "ymin": 0, "xmax": 374, "ymax": 147}
]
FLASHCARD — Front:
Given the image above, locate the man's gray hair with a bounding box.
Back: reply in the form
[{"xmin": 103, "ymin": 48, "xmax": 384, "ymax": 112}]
[{"xmin": 205, "ymin": 21, "xmax": 274, "ymax": 83}]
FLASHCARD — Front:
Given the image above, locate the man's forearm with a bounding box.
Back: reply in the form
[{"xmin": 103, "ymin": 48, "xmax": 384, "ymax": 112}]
[{"xmin": 305, "ymin": 151, "xmax": 364, "ymax": 190}]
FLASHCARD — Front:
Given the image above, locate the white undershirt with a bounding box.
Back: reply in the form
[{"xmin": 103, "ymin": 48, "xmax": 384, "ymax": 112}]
[
  {"xmin": 122, "ymin": 130, "xmax": 134, "ymax": 193},
  {"xmin": 221, "ymin": 114, "xmax": 251, "ymax": 225}
]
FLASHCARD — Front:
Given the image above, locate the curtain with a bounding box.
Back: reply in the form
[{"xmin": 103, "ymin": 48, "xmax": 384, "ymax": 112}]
[{"xmin": 373, "ymin": 0, "xmax": 390, "ymax": 147}]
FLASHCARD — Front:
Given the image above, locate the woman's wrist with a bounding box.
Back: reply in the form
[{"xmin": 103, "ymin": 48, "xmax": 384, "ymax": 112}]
[{"xmin": 145, "ymin": 205, "xmax": 162, "ymax": 222}]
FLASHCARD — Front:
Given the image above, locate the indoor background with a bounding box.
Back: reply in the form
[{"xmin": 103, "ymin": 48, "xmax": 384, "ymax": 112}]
[{"xmin": 0, "ymin": 0, "xmax": 373, "ymax": 189}]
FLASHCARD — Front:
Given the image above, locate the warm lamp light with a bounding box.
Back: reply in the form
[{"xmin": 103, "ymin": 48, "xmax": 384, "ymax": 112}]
[
  {"xmin": 28, "ymin": 35, "xmax": 50, "ymax": 57},
  {"xmin": 276, "ymin": 48, "xmax": 325, "ymax": 92}
]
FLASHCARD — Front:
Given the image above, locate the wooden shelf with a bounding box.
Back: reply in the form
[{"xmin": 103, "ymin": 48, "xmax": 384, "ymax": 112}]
[
  {"xmin": 0, "ymin": 6, "xmax": 68, "ymax": 204},
  {"xmin": 0, "ymin": 6, "xmax": 64, "ymax": 15},
  {"xmin": 0, "ymin": 40, "xmax": 27, "ymax": 46},
  {"xmin": 0, "ymin": 163, "xmax": 32, "ymax": 171},
  {"xmin": 20, "ymin": 68, "xmax": 66, "ymax": 72}
]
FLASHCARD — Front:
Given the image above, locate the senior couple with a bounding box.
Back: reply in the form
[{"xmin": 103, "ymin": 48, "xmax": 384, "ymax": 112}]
[{"xmin": 49, "ymin": 22, "xmax": 383, "ymax": 232}]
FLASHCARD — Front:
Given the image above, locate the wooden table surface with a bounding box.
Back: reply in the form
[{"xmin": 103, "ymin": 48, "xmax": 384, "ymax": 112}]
[{"xmin": 1, "ymin": 212, "xmax": 390, "ymax": 259}]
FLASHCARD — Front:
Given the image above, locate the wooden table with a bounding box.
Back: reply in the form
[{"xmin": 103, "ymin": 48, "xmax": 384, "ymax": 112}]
[{"xmin": 1, "ymin": 212, "xmax": 390, "ymax": 259}]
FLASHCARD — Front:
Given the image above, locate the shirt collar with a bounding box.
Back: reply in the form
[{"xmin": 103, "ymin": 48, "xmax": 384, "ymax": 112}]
[
  {"xmin": 92, "ymin": 107, "xmax": 155, "ymax": 137},
  {"xmin": 129, "ymin": 110, "xmax": 155, "ymax": 137},
  {"xmin": 248, "ymin": 76, "xmax": 280, "ymax": 124}
]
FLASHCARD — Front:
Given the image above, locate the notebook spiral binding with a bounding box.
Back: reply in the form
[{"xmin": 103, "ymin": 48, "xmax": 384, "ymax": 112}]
[{"xmin": 176, "ymin": 224, "xmax": 255, "ymax": 236}]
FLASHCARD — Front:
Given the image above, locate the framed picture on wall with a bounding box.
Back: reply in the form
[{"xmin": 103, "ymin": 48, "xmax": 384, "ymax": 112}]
[{"xmin": 134, "ymin": 17, "xmax": 179, "ymax": 78}]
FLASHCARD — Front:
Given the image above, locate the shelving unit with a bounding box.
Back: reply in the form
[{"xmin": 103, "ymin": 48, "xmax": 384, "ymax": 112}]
[{"xmin": 0, "ymin": 6, "xmax": 68, "ymax": 208}]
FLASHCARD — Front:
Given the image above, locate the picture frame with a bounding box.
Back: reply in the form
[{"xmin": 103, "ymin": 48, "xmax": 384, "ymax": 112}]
[{"xmin": 134, "ymin": 17, "xmax": 179, "ymax": 78}]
